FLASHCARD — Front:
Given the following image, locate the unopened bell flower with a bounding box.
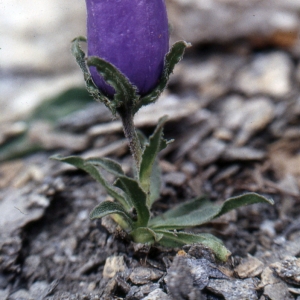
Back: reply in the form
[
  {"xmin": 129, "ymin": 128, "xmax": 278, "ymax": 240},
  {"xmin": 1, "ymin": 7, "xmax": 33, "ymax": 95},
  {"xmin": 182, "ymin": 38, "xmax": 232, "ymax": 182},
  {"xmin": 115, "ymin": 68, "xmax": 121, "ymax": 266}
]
[{"xmin": 85, "ymin": 0, "xmax": 169, "ymax": 97}]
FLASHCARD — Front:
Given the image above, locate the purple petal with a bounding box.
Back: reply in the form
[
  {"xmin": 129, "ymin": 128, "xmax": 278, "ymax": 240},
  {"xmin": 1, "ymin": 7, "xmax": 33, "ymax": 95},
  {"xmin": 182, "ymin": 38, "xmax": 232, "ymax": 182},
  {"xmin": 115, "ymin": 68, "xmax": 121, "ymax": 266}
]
[{"xmin": 86, "ymin": 0, "xmax": 169, "ymax": 97}]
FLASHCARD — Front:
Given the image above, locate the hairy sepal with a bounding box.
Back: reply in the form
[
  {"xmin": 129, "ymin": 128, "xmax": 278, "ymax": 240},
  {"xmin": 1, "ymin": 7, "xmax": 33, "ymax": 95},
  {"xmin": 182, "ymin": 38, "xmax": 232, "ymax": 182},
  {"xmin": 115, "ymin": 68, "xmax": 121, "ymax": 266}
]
[
  {"xmin": 71, "ymin": 36, "xmax": 112, "ymax": 112},
  {"xmin": 136, "ymin": 41, "xmax": 191, "ymax": 111},
  {"xmin": 87, "ymin": 56, "xmax": 139, "ymax": 113}
]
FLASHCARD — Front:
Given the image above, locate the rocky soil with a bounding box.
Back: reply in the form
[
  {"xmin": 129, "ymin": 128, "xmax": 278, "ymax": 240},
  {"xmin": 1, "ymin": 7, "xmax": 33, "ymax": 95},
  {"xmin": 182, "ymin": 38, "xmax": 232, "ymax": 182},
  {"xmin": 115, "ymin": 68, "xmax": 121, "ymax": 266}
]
[{"xmin": 1, "ymin": 1, "xmax": 300, "ymax": 299}]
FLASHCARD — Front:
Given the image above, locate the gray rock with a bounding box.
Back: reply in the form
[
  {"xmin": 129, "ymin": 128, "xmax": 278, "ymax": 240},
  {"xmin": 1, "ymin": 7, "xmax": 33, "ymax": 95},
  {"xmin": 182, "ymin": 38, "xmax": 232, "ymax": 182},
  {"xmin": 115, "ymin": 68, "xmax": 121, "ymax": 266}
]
[
  {"xmin": 129, "ymin": 267, "xmax": 164, "ymax": 285},
  {"xmin": 234, "ymin": 52, "xmax": 292, "ymax": 97},
  {"xmin": 191, "ymin": 138, "xmax": 226, "ymax": 166},
  {"xmin": 142, "ymin": 289, "xmax": 171, "ymax": 300},
  {"xmin": 206, "ymin": 277, "xmax": 259, "ymax": 300},
  {"xmin": 167, "ymin": 0, "xmax": 300, "ymax": 45}
]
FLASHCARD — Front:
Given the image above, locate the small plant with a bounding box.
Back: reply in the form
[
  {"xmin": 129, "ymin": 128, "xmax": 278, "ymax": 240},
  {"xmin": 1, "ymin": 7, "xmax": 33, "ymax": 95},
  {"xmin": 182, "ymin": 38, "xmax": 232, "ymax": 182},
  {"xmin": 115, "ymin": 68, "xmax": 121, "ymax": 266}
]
[{"xmin": 52, "ymin": 0, "xmax": 273, "ymax": 261}]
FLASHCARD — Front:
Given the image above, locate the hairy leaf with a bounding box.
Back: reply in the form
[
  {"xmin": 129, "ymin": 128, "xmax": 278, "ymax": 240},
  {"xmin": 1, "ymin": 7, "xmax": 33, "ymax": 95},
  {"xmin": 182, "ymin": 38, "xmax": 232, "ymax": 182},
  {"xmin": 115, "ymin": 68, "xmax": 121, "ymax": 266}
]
[
  {"xmin": 151, "ymin": 196, "xmax": 209, "ymax": 222},
  {"xmin": 156, "ymin": 230, "xmax": 230, "ymax": 261},
  {"xmin": 149, "ymin": 204, "xmax": 221, "ymax": 230},
  {"xmin": 115, "ymin": 176, "xmax": 150, "ymax": 227},
  {"xmin": 86, "ymin": 157, "xmax": 124, "ymax": 177},
  {"xmin": 215, "ymin": 192, "xmax": 274, "ymax": 219},
  {"xmin": 51, "ymin": 155, "xmax": 131, "ymax": 209},
  {"xmin": 90, "ymin": 201, "xmax": 133, "ymax": 229},
  {"xmin": 71, "ymin": 36, "xmax": 112, "ymax": 111},
  {"xmin": 139, "ymin": 116, "xmax": 168, "ymax": 203}
]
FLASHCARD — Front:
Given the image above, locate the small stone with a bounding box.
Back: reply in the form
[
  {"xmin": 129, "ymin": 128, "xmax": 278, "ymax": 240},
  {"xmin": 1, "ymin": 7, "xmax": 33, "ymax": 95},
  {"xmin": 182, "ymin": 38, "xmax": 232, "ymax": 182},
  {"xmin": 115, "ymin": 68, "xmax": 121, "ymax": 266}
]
[
  {"xmin": 221, "ymin": 146, "xmax": 265, "ymax": 161},
  {"xmin": 207, "ymin": 277, "xmax": 259, "ymax": 300},
  {"xmin": 0, "ymin": 288, "xmax": 9, "ymax": 300},
  {"xmin": 164, "ymin": 172, "xmax": 187, "ymax": 186},
  {"xmin": 271, "ymin": 256, "xmax": 300, "ymax": 286},
  {"xmin": 235, "ymin": 254, "xmax": 264, "ymax": 278},
  {"xmin": 142, "ymin": 288, "xmax": 171, "ymax": 300},
  {"xmin": 9, "ymin": 289, "xmax": 30, "ymax": 300},
  {"xmin": 29, "ymin": 281, "xmax": 49, "ymax": 299},
  {"xmin": 129, "ymin": 267, "xmax": 164, "ymax": 285},
  {"xmin": 103, "ymin": 256, "xmax": 126, "ymax": 279},
  {"xmin": 191, "ymin": 138, "xmax": 226, "ymax": 166},
  {"xmin": 264, "ymin": 281, "xmax": 294, "ymax": 300},
  {"xmin": 234, "ymin": 52, "xmax": 292, "ymax": 97}
]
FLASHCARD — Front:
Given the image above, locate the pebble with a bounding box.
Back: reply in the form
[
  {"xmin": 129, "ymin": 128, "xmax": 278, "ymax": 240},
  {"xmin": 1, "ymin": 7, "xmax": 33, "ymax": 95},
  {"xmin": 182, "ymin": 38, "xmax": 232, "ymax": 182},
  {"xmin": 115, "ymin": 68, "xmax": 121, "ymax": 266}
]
[
  {"xmin": 207, "ymin": 277, "xmax": 259, "ymax": 300},
  {"xmin": 164, "ymin": 172, "xmax": 187, "ymax": 186},
  {"xmin": 271, "ymin": 256, "xmax": 300, "ymax": 285},
  {"xmin": 129, "ymin": 267, "xmax": 164, "ymax": 285},
  {"xmin": 102, "ymin": 256, "xmax": 127, "ymax": 279},
  {"xmin": 190, "ymin": 138, "xmax": 226, "ymax": 166},
  {"xmin": 142, "ymin": 288, "xmax": 171, "ymax": 300},
  {"xmin": 235, "ymin": 254, "xmax": 264, "ymax": 278},
  {"xmin": 234, "ymin": 52, "xmax": 292, "ymax": 97}
]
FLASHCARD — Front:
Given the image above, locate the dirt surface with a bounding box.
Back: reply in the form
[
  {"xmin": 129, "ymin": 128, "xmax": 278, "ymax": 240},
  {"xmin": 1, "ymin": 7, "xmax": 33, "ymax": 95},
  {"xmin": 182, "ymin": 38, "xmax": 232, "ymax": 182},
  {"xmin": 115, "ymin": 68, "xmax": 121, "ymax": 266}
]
[{"xmin": 2, "ymin": 2, "xmax": 300, "ymax": 300}]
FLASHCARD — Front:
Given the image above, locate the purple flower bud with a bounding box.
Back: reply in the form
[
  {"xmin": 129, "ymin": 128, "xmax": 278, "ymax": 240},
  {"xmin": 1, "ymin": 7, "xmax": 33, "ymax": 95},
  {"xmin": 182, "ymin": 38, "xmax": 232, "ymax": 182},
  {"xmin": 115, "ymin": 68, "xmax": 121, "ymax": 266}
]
[{"xmin": 86, "ymin": 0, "xmax": 169, "ymax": 98}]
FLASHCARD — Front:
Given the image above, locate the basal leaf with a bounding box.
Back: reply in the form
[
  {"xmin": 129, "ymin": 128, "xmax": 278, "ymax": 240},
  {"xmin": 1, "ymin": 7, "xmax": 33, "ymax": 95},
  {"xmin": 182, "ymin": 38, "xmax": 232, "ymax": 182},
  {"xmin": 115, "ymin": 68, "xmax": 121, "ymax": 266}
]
[
  {"xmin": 149, "ymin": 204, "xmax": 221, "ymax": 230},
  {"xmin": 114, "ymin": 176, "xmax": 150, "ymax": 227},
  {"xmin": 214, "ymin": 192, "xmax": 274, "ymax": 219},
  {"xmin": 156, "ymin": 230, "xmax": 230, "ymax": 261},
  {"xmin": 139, "ymin": 116, "xmax": 168, "ymax": 202},
  {"xmin": 151, "ymin": 196, "xmax": 209, "ymax": 223},
  {"xmin": 71, "ymin": 37, "xmax": 112, "ymax": 112},
  {"xmin": 51, "ymin": 155, "xmax": 131, "ymax": 209},
  {"xmin": 87, "ymin": 56, "xmax": 139, "ymax": 110},
  {"xmin": 130, "ymin": 227, "xmax": 163, "ymax": 244},
  {"xmin": 148, "ymin": 159, "xmax": 162, "ymax": 206},
  {"xmin": 137, "ymin": 41, "xmax": 191, "ymax": 110},
  {"xmin": 90, "ymin": 200, "xmax": 133, "ymax": 229},
  {"xmin": 86, "ymin": 157, "xmax": 124, "ymax": 177}
]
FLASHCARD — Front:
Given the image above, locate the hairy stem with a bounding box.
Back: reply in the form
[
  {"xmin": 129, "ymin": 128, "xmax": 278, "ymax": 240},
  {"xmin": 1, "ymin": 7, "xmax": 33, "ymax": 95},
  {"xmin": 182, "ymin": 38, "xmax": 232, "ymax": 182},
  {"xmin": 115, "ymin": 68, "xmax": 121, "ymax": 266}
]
[{"xmin": 118, "ymin": 108, "xmax": 142, "ymax": 171}]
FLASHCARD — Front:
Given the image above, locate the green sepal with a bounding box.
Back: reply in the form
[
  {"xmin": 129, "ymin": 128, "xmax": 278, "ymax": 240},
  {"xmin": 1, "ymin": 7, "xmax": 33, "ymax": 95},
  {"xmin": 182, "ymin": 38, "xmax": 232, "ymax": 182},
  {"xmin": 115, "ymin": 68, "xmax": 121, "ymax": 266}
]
[
  {"xmin": 156, "ymin": 230, "xmax": 231, "ymax": 262},
  {"xmin": 71, "ymin": 37, "xmax": 112, "ymax": 111},
  {"xmin": 90, "ymin": 200, "xmax": 133, "ymax": 230},
  {"xmin": 86, "ymin": 157, "xmax": 125, "ymax": 177},
  {"xmin": 114, "ymin": 176, "xmax": 150, "ymax": 227},
  {"xmin": 50, "ymin": 155, "xmax": 131, "ymax": 210},
  {"xmin": 214, "ymin": 192, "xmax": 274, "ymax": 219},
  {"xmin": 130, "ymin": 227, "xmax": 163, "ymax": 244},
  {"xmin": 87, "ymin": 56, "xmax": 139, "ymax": 113},
  {"xmin": 139, "ymin": 116, "xmax": 169, "ymax": 204},
  {"xmin": 136, "ymin": 41, "xmax": 191, "ymax": 111}
]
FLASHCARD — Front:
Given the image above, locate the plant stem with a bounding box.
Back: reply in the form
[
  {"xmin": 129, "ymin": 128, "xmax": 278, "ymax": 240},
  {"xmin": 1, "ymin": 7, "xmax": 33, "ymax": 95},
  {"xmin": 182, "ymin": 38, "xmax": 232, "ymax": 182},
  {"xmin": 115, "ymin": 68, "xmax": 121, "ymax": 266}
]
[{"xmin": 118, "ymin": 108, "xmax": 142, "ymax": 171}]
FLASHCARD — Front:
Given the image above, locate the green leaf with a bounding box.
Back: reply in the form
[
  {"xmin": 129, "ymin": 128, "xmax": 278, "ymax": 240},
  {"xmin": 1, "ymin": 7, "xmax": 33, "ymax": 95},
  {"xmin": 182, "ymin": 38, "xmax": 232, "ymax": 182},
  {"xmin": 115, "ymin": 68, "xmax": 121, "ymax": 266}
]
[
  {"xmin": 86, "ymin": 157, "xmax": 124, "ymax": 177},
  {"xmin": 214, "ymin": 192, "xmax": 274, "ymax": 219},
  {"xmin": 71, "ymin": 37, "xmax": 112, "ymax": 112},
  {"xmin": 152, "ymin": 196, "xmax": 209, "ymax": 222},
  {"xmin": 87, "ymin": 56, "xmax": 139, "ymax": 111},
  {"xmin": 148, "ymin": 159, "xmax": 162, "ymax": 206},
  {"xmin": 150, "ymin": 192, "xmax": 273, "ymax": 230},
  {"xmin": 139, "ymin": 116, "xmax": 168, "ymax": 203},
  {"xmin": 137, "ymin": 41, "xmax": 191, "ymax": 111},
  {"xmin": 50, "ymin": 155, "xmax": 131, "ymax": 209},
  {"xmin": 149, "ymin": 204, "xmax": 221, "ymax": 230},
  {"xmin": 156, "ymin": 230, "xmax": 230, "ymax": 262},
  {"xmin": 130, "ymin": 227, "xmax": 163, "ymax": 244},
  {"xmin": 114, "ymin": 176, "xmax": 150, "ymax": 227},
  {"xmin": 90, "ymin": 200, "xmax": 133, "ymax": 229}
]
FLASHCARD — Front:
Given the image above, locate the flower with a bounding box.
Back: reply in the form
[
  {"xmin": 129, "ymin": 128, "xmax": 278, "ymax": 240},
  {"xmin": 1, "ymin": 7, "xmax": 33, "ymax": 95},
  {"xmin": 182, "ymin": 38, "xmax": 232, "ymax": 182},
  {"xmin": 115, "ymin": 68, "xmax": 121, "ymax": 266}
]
[{"xmin": 86, "ymin": 0, "xmax": 169, "ymax": 98}]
